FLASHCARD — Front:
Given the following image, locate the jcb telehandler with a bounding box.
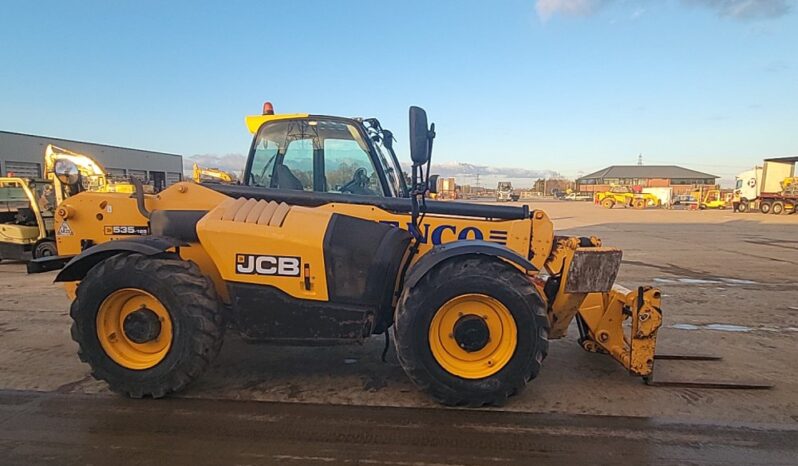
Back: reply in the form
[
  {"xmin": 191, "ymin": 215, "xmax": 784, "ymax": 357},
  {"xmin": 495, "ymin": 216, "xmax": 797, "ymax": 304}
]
[{"xmin": 31, "ymin": 104, "xmax": 760, "ymax": 406}]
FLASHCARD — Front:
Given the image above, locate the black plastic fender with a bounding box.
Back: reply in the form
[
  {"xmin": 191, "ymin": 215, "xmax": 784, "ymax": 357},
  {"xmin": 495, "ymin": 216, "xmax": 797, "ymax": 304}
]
[
  {"xmin": 403, "ymin": 240, "xmax": 537, "ymax": 290},
  {"xmin": 54, "ymin": 236, "xmax": 185, "ymax": 282}
]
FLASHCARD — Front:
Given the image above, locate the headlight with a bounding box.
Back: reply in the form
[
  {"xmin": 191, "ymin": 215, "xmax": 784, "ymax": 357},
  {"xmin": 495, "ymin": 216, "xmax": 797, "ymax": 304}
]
[{"xmin": 54, "ymin": 159, "xmax": 79, "ymax": 185}]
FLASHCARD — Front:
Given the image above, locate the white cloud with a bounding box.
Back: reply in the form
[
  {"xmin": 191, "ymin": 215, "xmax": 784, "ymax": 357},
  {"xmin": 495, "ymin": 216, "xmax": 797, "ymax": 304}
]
[
  {"xmin": 535, "ymin": 0, "xmax": 613, "ymax": 20},
  {"xmin": 432, "ymin": 161, "xmax": 560, "ymax": 188},
  {"xmin": 681, "ymin": 0, "xmax": 792, "ymax": 20},
  {"xmin": 534, "ymin": 0, "xmax": 792, "ymax": 21}
]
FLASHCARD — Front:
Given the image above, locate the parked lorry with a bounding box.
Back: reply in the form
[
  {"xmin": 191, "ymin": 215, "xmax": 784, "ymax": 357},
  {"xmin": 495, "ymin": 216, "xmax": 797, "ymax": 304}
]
[
  {"xmin": 733, "ymin": 157, "xmax": 798, "ymax": 214},
  {"xmin": 433, "ymin": 177, "xmax": 457, "ymax": 200},
  {"xmin": 496, "ymin": 181, "xmax": 519, "ymax": 202}
]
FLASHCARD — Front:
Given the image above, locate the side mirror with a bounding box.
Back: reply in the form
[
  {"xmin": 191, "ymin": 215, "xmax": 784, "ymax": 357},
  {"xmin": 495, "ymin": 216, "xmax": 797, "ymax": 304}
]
[
  {"xmin": 428, "ymin": 174, "xmax": 439, "ymax": 194},
  {"xmin": 409, "ymin": 106, "xmax": 433, "ymax": 165}
]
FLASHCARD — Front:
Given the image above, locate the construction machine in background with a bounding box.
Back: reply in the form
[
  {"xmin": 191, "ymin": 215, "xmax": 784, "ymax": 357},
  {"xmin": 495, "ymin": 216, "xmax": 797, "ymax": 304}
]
[
  {"xmin": 693, "ymin": 187, "xmax": 728, "ymax": 210},
  {"xmin": 192, "ymin": 163, "xmax": 237, "ymax": 184},
  {"xmin": 734, "ymin": 157, "xmax": 798, "ymax": 214},
  {"xmin": 44, "ymin": 145, "xmax": 148, "ymax": 199},
  {"xmin": 0, "ymin": 177, "xmax": 56, "ymax": 260},
  {"xmin": 496, "ymin": 181, "xmax": 519, "ymax": 202},
  {"xmin": 596, "ymin": 186, "xmax": 660, "ymax": 209},
  {"xmin": 1, "ymin": 144, "xmax": 138, "ymax": 261},
  {"xmin": 30, "ymin": 104, "xmax": 768, "ymax": 406}
]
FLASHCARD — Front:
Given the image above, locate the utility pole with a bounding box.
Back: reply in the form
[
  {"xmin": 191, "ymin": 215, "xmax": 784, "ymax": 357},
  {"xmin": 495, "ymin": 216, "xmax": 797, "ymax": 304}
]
[{"xmin": 638, "ymin": 153, "xmax": 643, "ymax": 166}]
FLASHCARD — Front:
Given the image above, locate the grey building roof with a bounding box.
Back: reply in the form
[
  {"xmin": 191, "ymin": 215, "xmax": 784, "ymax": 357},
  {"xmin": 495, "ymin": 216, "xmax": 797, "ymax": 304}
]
[
  {"xmin": 763, "ymin": 156, "xmax": 798, "ymax": 163},
  {"xmin": 578, "ymin": 165, "xmax": 718, "ymax": 181}
]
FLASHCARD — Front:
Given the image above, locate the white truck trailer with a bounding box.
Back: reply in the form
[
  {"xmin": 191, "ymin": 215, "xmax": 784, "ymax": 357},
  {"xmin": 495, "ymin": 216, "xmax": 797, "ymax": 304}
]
[{"xmin": 733, "ymin": 156, "xmax": 798, "ymax": 215}]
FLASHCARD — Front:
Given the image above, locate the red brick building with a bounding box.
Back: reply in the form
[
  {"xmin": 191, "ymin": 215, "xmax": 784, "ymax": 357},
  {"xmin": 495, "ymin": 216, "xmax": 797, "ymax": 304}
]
[{"xmin": 576, "ymin": 165, "xmax": 718, "ymax": 195}]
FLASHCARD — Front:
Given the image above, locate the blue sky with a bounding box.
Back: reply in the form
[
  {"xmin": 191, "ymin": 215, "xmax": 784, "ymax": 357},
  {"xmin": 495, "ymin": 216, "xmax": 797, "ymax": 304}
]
[{"xmin": 1, "ymin": 0, "xmax": 796, "ymax": 186}]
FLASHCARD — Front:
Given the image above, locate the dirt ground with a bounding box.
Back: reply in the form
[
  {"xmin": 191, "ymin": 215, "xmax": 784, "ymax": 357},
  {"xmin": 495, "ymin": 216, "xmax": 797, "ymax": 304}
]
[{"xmin": 1, "ymin": 199, "xmax": 796, "ymax": 425}]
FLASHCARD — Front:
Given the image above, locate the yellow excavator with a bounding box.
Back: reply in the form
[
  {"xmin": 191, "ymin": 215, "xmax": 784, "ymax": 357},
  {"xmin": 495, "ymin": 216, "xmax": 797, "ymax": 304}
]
[
  {"xmin": 30, "ymin": 104, "xmax": 769, "ymax": 405},
  {"xmin": 192, "ymin": 163, "xmax": 236, "ymax": 184}
]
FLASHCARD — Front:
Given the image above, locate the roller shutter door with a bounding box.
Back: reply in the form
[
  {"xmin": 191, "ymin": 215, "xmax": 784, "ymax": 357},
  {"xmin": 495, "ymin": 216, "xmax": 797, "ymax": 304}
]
[
  {"xmin": 128, "ymin": 169, "xmax": 147, "ymax": 181},
  {"xmin": 106, "ymin": 168, "xmax": 127, "ymax": 178},
  {"xmin": 166, "ymin": 172, "xmax": 182, "ymax": 185},
  {"xmin": 5, "ymin": 161, "xmax": 42, "ymax": 179}
]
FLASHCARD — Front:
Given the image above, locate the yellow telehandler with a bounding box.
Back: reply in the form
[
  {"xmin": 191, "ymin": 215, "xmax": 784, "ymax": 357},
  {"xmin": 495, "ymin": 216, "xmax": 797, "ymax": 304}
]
[
  {"xmin": 2, "ymin": 144, "xmax": 139, "ymax": 261},
  {"xmin": 30, "ymin": 105, "xmax": 767, "ymax": 405}
]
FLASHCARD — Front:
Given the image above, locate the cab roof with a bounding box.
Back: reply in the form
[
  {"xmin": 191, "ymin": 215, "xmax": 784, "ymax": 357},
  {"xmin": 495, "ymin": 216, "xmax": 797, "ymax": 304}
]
[{"xmin": 244, "ymin": 113, "xmax": 366, "ymax": 134}]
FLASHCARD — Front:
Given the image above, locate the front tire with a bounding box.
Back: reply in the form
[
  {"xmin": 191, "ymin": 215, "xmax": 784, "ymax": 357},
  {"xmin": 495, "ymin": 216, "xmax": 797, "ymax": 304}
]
[
  {"xmin": 395, "ymin": 256, "xmax": 549, "ymax": 407},
  {"xmin": 70, "ymin": 253, "xmax": 224, "ymax": 398},
  {"xmin": 601, "ymin": 198, "xmax": 615, "ymax": 209}
]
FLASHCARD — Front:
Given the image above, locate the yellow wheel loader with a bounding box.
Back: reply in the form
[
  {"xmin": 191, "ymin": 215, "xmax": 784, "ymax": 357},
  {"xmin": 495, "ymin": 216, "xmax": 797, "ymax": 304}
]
[{"xmin": 30, "ymin": 105, "xmax": 767, "ymax": 405}]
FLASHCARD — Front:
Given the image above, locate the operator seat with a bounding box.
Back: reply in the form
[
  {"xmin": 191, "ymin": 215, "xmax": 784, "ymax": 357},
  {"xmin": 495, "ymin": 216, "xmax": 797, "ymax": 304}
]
[{"xmin": 274, "ymin": 164, "xmax": 304, "ymax": 191}]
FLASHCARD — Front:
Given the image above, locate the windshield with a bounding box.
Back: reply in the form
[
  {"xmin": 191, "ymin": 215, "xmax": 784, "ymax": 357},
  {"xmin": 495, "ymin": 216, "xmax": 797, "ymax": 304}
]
[
  {"xmin": 363, "ymin": 118, "xmax": 406, "ymax": 197},
  {"xmin": 735, "ymin": 179, "xmax": 743, "ymax": 189},
  {"xmin": 372, "ymin": 142, "xmax": 400, "ymax": 197},
  {"xmin": 247, "ymin": 118, "xmax": 385, "ymax": 196}
]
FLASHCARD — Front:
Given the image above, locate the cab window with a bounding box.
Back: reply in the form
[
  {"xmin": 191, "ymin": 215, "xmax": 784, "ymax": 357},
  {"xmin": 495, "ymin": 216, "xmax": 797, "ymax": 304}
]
[
  {"xmin": 324, "ymin": 139, "xmax": 382, "ymax": 196},
  {"xmin": 247, "ymin": 118, "xmax": 384, "ymax": 196},
  {"xmin": 281, "ymin": 139, "xmax": 314, "ymax": 191}
]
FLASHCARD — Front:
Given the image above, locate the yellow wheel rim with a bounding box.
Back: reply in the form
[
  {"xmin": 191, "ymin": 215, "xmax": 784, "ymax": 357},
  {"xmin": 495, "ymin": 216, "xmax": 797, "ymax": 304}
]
[
  {"xmin": 429, "ymin": 294, "xmax": 517, "ymax": 379},
  {"xmin": 96, "ymin": 288, "xmax": 173, "ymax": 370}
]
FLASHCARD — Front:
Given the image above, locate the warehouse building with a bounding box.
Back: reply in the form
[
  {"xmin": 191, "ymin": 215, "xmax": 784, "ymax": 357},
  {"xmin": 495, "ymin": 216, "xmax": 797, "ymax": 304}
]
[
  {"xmin": 576, "ymin": 165, "xmax": 718, "ymax": 195},
  {"xmin": 0, "ymin": 130, "xmax": 183, "ymax": 190}
]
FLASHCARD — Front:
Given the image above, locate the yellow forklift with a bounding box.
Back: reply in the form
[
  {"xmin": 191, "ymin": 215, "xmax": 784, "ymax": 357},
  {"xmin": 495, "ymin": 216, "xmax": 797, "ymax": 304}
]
[{"xmin": 0, "ymin": 177, "xmax": 57, "ymax": 260}]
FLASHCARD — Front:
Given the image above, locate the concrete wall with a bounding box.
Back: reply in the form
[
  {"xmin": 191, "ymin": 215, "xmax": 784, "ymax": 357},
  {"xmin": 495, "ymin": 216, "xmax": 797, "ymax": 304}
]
[{"xmin": 0, "ymin": 131, "xmax": 182, "ymax": 181}]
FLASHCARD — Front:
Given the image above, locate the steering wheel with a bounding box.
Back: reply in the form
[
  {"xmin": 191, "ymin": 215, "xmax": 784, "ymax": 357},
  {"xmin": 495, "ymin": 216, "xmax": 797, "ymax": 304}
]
[{"xmin": 340, "ymin": 168, "xmax": 374, "ymax": 195}]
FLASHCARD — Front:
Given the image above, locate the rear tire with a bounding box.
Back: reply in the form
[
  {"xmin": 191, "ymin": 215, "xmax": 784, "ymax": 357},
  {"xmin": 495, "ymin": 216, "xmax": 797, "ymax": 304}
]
[
  {"xmin": 760, "ymin": 202, "xmax": 772, "ymax": 214},
  {"xmin": 772, "ymin": 202, "xmax": 784, "ymax": 215},
  {"xmin": 633, "ymin": 199, "xmax": 646, "ymax": 209},
  {"xmin": 395, "ymin": 256, "xmax": 549, "ymax": 407},
  {"xmin": 70, "ymin": 253, "xmax": 224, "ymax": 398},
  {"xmin": 33, "ymin": 240, "xmax": 57, "ymax": 259}
]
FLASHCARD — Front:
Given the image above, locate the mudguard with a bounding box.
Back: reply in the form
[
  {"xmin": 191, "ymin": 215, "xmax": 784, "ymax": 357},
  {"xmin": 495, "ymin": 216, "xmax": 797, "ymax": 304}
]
[
  {"xmin": 54, "ymin": 236, "xmax": 185, "ymax": 282},
  {"xmin": 404, "ymin": 240, "xmax": 537, "ymax": 289}
]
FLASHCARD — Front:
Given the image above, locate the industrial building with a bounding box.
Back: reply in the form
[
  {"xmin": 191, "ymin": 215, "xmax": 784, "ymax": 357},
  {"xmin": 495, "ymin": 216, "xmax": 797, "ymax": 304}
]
[
  {"xmin": 0, "ymin": 130, "xmax": 183, "ymax": 190},
  {"xmin": 576, "ymin": 165, "xmax": 718, "ymax": 195}
]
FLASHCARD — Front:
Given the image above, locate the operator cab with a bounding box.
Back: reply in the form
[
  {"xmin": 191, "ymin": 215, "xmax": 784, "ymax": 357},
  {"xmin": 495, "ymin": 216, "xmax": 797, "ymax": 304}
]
[{"xmin": 244, "ymin": 104, "xmax": 407, "ymax": 198}]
